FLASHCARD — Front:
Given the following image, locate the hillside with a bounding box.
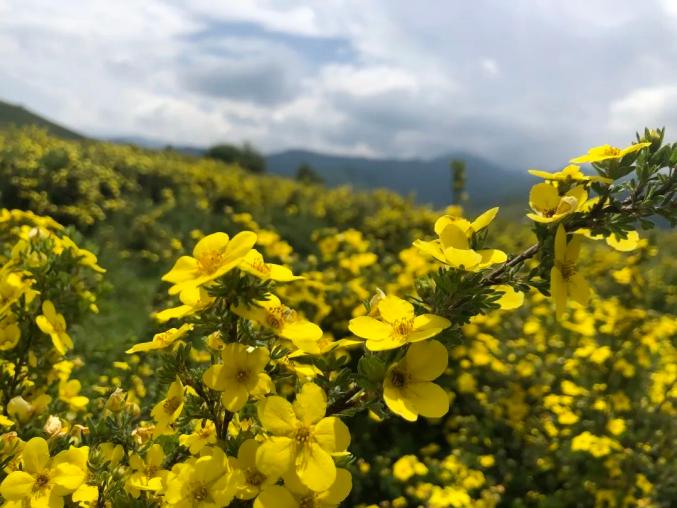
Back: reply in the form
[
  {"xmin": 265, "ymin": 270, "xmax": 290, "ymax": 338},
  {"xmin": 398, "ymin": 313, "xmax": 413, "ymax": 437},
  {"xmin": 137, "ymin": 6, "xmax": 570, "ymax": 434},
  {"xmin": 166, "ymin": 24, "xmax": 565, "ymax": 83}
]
[
  {"xmin": 266, "ymin": 149, "xmax": 532, "ymax": 209},
  {"xmin": 0, "ymin": 100, "xmax": 85, "ymax": 140},
  {"xmin": 0, "ymin": 98, "xmax": 531, "ymax": 209}
]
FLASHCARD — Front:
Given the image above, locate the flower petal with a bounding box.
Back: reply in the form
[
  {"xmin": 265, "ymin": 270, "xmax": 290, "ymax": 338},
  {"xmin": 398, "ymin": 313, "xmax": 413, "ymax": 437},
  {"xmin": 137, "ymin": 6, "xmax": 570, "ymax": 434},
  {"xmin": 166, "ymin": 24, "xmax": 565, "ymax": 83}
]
[
  {"xmin": 470, "ymin": 207, "xmax": 499, "ymax": 232},
  {"xmin": 404, "ymin": 381, "xmax": 450, "ymax": 419},
  {"xmin": 318, "ymin": 468, "xmax": 352, "ymax": 505},
  {"xmin": 293, "ymin": 383, "xmax": 326, "ymax": 425},
  {"xmin": 225, "ymin": 231, "xmax": 258, "ymax": 259},
  {"xmin": 22, "ymin": 437, "xmax": 50, "ymax": 474},
  {"xmin": 314, "ymin": 417, "xmax": 350, "ymax": 452},
  {"xmin": 0, "ymin": 471, "xmax": 35, "ymax": 500},
  {"xmin": 383, "ymin": 384, "xmax": 417, "ymax": 422},
  {"xmin": 256, "ymin": 437, "xmax": 294, "ymax": 479},
  {"xmin": 296, "ymin": 442, "xmax": 336, "ymax": 492},
  {"xmin": 550, "ymin": 266, "xmax": 567, "ymax": 320},
  {"xmin": 568, "ymin": 273, "xmax": 590, "ymax": 307},
  {"xmin": 377, "ymin": 296, "xmax": 414, "ymax": 324},
  {"xmin": 348, "ymin": 316, "xmax": 392, "ymax": 341},
  {"xmin": 529, "ymin": 183, "xmax": 560, "ymax": 213},
  {"xmin": 254, "ymin": 486, "xmax": 298, "ymax": 508},
  {"xmin": 221, "ymin": 385, "xmax": 250, "ymax": 412},
  {"xmin": 404, "ymin": 340, "xmax": 448, "ymax": 381},
  {"xmin": 258, "ymin": 397, "xmax": 297, "ymax": 435},
  {"xmin": 193, "ymin": 232, "xmax": 230, "ymax": 259}
]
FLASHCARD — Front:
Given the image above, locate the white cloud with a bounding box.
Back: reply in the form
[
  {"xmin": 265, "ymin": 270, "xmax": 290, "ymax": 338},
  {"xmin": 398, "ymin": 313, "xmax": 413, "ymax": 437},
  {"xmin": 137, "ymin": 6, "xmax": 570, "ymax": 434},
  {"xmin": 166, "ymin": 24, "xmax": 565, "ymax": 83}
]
[
  {"xmin": 480, "ymin": 58, "xmax": 500, "ymax": 78},
  {"xmin": 1, "ymin": 0, "xmax": 676, "ymax": 167},
  {"xmin": 608, "ymin": 85, "xmax": 677, "ymax": 134},
  {"xmin": 319, "ymin": 64, "xmax": 421, "ymax": 96}
]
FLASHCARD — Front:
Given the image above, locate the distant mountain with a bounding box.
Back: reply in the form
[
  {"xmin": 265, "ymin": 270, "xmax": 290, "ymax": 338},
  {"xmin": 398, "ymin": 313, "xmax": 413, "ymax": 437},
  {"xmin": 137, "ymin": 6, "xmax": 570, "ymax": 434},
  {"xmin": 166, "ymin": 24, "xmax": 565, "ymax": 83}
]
[
  {"xmin": 107, "ymin": 136, "xmax": 206, "ymax": 156},
  {"xmin": 0, "ymin": 100, "xmax": 85, "ymax": 140},
  {"xmin": 266, "ymin": 149, "xmax": 532, "ymax": 209},
  {"xmin": 0, "ymin": 98, "xmax": 532, "ymax": 209}
]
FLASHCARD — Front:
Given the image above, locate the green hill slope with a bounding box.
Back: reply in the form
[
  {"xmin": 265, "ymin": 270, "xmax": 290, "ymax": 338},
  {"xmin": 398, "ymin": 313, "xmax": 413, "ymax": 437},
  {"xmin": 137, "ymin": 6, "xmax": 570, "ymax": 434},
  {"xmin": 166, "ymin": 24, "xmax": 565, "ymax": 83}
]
[{"xmin": 0, "ymin": 100, "xmax": 85, "ymax": 140}]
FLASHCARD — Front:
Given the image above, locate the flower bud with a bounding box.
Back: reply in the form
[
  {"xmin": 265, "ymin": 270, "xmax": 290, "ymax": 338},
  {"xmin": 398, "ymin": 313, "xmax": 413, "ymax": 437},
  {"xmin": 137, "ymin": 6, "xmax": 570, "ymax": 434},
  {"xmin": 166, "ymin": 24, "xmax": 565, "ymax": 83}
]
[{"xmin": 105, "ymin": 388, "xmax": 126, "ymax": 413}]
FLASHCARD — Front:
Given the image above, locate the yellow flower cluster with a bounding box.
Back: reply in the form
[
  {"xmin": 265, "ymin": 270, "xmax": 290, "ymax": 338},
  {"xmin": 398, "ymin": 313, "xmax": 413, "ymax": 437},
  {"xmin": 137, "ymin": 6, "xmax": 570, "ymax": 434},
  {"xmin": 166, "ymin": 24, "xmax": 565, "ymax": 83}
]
[{"xmin": 0, "ymin": 128, "xmax": 674, "ymax": 508}]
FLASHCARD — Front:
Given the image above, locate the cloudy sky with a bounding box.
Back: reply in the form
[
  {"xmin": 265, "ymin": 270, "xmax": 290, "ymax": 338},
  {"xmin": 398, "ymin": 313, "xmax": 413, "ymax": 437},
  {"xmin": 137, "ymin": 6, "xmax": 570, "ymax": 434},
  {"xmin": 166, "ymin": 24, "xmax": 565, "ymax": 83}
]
[{"xmin": 1, "ymin": 0, "xmax": 676, "ymax": 169}]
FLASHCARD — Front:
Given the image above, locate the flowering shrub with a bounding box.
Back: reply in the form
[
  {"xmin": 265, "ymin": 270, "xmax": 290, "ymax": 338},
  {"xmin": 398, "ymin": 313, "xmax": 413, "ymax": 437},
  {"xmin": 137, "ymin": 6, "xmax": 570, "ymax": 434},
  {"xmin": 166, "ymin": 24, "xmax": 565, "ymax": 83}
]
[{"xmin": 0, "ymin": 128, "xmax": 675, "ymax": 507}]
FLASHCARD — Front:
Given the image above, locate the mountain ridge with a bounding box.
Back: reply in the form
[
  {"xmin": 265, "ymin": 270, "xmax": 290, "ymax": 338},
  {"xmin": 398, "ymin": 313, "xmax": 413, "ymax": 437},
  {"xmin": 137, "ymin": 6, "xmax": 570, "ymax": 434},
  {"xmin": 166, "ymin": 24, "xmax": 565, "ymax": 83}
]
[
  {"xmin": 0, "ymin": 99, "xmax": 532, "ymax": 209},
  {"xmin": 0, "ymin": 100, "xmax": 85, "ymax": 140},
  {"xmin": 266, "ymin": 148, "xmax": 531, "ymax": 209}
]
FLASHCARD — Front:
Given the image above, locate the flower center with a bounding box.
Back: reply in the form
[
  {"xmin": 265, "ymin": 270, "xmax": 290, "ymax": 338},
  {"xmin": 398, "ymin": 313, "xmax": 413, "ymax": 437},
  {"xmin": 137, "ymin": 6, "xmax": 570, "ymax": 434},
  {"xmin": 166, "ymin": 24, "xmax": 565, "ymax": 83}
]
[
  {"xmin": 599, "ymin": 146, "xmax": 621, "ymax": 157},
  {"xmin": 295, "ymin": 426, "xmax": 312, "ymax": 444},
  {"xmin": 299, "ymin": 496, "xmax": 315, "ymax": 508},
  {"xmin": 250, "ymin": 259, "xmax": 271, "ymax": 275},
  {"xmin": 145, "ymin": 465, "xmax": 158, "ymax": 477},
  {"xmin": 156, "ymin": 332, "xmax": 172, "ymax": 345},
  {"xmin": 557, "ymin": 261, "xmax": 577, "ymax": 280},
  {"xmin": 163, "ymin": 396, "xmax": 181, "ymax": 414},
  {"xmin": 392, "ymin": 318, "xmax": 414, "ymax": 338},
  {"xmin": 197, "ymin": 251, "xmax": 225, "ymax": 275},
  {"xmin": 266, "ymin": 306, "xmax": 297, "ymax": 329},
  {"xmin": 33, "ymin": 473, "xmax": 50, "ymax": 492},
  {"xmin": 246, "ymin": 468, "xmax": 266, "ymax": 487},
  {"xmin": 191, "ymin": 483, "xmax": 210, "ymax": 501},
  {"xmin": 235, "ymin": 368, "xmax": 251, "ymax": 383},
  {"xmin": 390, "ymin": 369, "xmax": 408, "ymax": 388}
]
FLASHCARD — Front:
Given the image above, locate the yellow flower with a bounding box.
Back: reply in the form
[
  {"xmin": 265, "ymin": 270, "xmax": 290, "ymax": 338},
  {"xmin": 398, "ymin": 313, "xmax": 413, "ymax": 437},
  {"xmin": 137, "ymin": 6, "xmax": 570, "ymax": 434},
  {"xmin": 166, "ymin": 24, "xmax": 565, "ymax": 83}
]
[
  {"xmin": 151, "ymin": 379, "xmax": 184, "ymax": 436},
  {"xmin": 233, "ymin": 294, "xmax": 323, "ymax": 354},
  {"xmin": 234, "ymin": 439, "xmax": 278, "ymax": 500},
  {"xmin": 0, "ymin": 271, "xmax": 36, "ymax": 316},
  {"xmin": 98, "ymin": 442, "xmax": 124, "ymax": 467},
  {"xmin": 527, "ymin": 184, "xmax": 587, "ymax": 223},
  {"xmin": 56, "ymin": 236, "xmax": 106, "ymax": 274},
  {"xmin": 7, "ymin": 394, "xmax": 51, "ymax": 423},
  {"xmin": 383, "ymin": 340, "xmax": 450, "ymax": 422},
  {"xmin": 179, "ymin": 420, "xmax": 218, "ymax": 455},
  {"xmin": 72, "ymin": 483, "xmax": 99, "ymax": 507},
  {"xmin": 162, "ymin": 231, "xmax": 257, "ymax": 295},
  {"xmin": 203, "ymin": 344, "xmax": 271, "ymax": 411},
  {"xmin": 254, "ymin": 469, "xmax": 352, "ymax": 508},
  {"xmin": 164, "ymin": 447, "xmax": 242, "ymax": 507},
  {"xmin": 492, "ymin": 285, "xmax": 524, "ymax": 310},
  {"xmin": 528, "ymin": 164, "xmax": 612, "ymax": 183},
  {"xmin": 154, "ymin": 287, "xmax": 215, "ymax": 323},
  {"xmin": 36, "ymin": 300, "xmax": 73, "ymax": 355},
  {"xmin": 339, "ymin": 252, "xmax": 378, "ymax": 274},
  {"xmin": 607, "ymin": 418, "xmax": 626, "ymax": 436},
  {"xmin": 551, "ymin": 225, "xmax": 589, "ymax": 320},
  {"xmin": 240, "ymin": 249, "xmax": 302, "ymax": 282},
  {"xmin": 571, "ymin": 431, "xmax": 620, "ymax": 457},
  {"xmin": 479, "ymin": 455, "xmax": 495, "ymax": 468},
  {"xmin": 125, "ymin": 443, "xmax": 168, "ymax": 497},
  {"xmin": 636, "ymin": 473, "xmax": 653, "ymax": 495},
  {"xmin": 576, "ymin": 229, "xmax": 641, "ymax": 252},
  {"xmin": 348, "ymin": 295, "xmax": 450, "ymax": 351},
  {"xmin": 126, "ymin": 323, "xmax": 194, "ymax": 354},
  {"xmin": 393, "ymin": 455, "xmax": 428, "ymax": 481},
  {"xmin": 0, "ymin": 317, "xmax": 20, "ymax": 351},
  {"xmin": 414, "ymin": 208, "xmax": 507, "ymax": 270},
  {"xmin": 59, "ymin": 379, "xmax": 89, "ymax": 412},
  {"xmin": 606, "ymin": 231, "xmax": 640, "ymax": 252},
  {"xmin": 0, "ymin": 437, "xmax": 86, "ymax": 507},
  {"xmin": 256, "ymin": 383, "xmax": 350, "ymax": 492},
  {"xmin": 570, "ymin": 142, "xmax": 651, "ymax": 164}
]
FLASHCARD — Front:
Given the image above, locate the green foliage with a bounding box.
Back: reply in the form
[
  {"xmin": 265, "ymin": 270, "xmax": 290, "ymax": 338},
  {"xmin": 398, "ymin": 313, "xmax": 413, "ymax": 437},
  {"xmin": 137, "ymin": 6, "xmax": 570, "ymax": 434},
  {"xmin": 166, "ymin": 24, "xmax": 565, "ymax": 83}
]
[
  {"xmin": 205, "ymin": 142, "xmax": 266, "ymax": 174},
  {"xmin": 295, "ymin": 163, "xmax": 324, "ymax": 185}
]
